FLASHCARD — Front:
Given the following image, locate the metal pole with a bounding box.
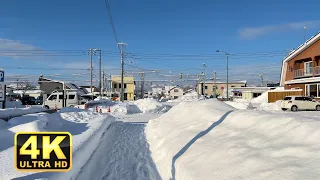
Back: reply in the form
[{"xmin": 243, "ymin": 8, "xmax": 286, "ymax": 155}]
[
  {"xmin": 89, "ymin": 48, "xmax": 93, "ymax": 100},
  {"xmin": 304, "ymin": 26, "xmax": 307, "ymax": 42},
  {"xmin": 203, "ymin": 64, "xmax": 206, "ymax": 97},
  {"xmin": 99, "ymin": 49, "xmax": 102, "ymax": 97},
  {"xmin": 117, "ymin": 42, "xmax": 127, "ymax": 102},
  {"xmin": 226, "ymin": 53, "xmax": 229, "ymax": 100}
]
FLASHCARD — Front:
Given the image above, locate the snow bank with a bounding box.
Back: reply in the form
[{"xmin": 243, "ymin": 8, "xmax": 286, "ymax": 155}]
[
  {"xmin": 0, "ymin": 107, "xmax": 46, "ymax": 119},
  {"xmin": 0, "ymin": 109, "xmax": 115, "ymax": 180},
  {"xmin": 146, "ymin": 99, "xmax": 320, "ymax": 180},
  {"xmin": 168, "ymin": 91, "xmax": 201, "ymax": 102},
  {"xmin": 255, "ymin": 100, "xmax": 282, "ymax": 111},
  {"xmin": 224, "ymin": 98, "xmax": 250, "ymax": 110},
  {"xmin": 133, "ymin": 99, "xmax": 165, "ymax": 113}
]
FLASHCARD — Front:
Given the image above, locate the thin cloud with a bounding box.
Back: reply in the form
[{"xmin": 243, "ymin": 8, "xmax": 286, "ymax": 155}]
[
  {"xmin": 0, "ymin": 38, "xmax": 41, "ymax": 58},
  {"xmin": 239, "ymin": 20, "xmax": 320, "ymax": 39}
]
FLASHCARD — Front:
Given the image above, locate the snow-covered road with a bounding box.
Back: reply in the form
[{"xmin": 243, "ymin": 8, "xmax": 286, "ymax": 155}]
[{"xmin": 75, "ymin": 114, "xmax": 162, "ymax": 180}]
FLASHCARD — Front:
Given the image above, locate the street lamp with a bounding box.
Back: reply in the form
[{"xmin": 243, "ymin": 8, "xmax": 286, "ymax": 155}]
[{"xmin": 216, "ymin": 50, "xmax": 229, "ymax": 100}]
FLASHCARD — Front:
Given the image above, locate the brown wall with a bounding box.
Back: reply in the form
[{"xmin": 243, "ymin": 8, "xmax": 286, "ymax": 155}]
[
  {"xmin": 284, "ymin": 84, "xmax": 305, "ymax": 94},
  {"xmin": 285, "ymin": 39, "xmax": 320, "ymax": 81},
  {"xmin": 268, "ymin": 91, "xmax": 303, "ymax": 103}
]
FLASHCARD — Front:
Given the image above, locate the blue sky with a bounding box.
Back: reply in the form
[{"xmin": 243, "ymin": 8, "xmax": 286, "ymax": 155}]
[{"xmin": 1, "ymin": 0, "xmax": 320, "ymax": 85}]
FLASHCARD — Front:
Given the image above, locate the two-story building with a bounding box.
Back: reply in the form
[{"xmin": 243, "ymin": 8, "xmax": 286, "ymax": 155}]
[
  {"xmin": 111, "ymin": 76, "xmax": 135, "ymax": 101},
  {"xmin": 280, "ymin": 32, "xmax": 320, "ymax": 99}
]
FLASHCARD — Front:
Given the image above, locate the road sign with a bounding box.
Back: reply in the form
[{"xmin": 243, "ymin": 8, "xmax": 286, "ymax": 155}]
[
  {"xmin": 0, "ymin": 82, "xmax": 4, "ymax": 101},
  {"xmin": 0, "ymin": 70, "xmax": 4, "ymax": 82}
]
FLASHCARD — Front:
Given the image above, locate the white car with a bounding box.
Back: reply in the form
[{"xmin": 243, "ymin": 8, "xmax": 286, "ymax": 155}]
[{"xmin": 281, "ymin": 96, "xmax": 320, "ymax": 111}]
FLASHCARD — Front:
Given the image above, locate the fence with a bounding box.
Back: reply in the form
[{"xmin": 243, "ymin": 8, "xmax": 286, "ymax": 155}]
[{"xmin": 268, "ymin": 90, "xmax": 303, "ymax": 103}]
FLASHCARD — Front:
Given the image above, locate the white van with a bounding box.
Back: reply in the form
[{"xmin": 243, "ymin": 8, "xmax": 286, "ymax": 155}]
[{"xmin": 44, "ymin": 91, "xmax": 81, "ymax": 109}]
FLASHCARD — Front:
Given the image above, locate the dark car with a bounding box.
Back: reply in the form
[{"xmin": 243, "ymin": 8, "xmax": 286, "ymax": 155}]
[
  {"xmin": 35, "ymin": 96, "xmax": 43, "ymax": 105},
  {"xmin": 21, "ymin": 96, "xmax": 36, "ymax": 105}
]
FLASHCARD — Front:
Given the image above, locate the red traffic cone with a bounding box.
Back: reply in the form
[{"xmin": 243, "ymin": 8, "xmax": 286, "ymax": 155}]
[
  {"xmin": 107, "ymin": 106, "xmax": 111, "ymax": 113},
  {"xmin": 84, "ymin": 103, "xmax": 87, "ymax": 109},
  {"xmin": 95, "ymin": 106, "xmax": 98, "ymax": 113},
  {"xmin": 99, "ymin": 108, "xmax": 102, "ymax": 113},
  {"xmin": 54, "ymin": 104, "xmax": 57, "ymax": 112}
]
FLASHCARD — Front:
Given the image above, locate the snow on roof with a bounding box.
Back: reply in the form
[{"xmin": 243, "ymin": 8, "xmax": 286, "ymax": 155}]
[{"xmin": 13, "ymin": 90, "xmax": 44, "ymax": 94}]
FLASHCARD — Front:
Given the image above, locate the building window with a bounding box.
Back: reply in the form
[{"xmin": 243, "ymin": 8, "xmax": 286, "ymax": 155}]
[
  {"xmin": 124, "ymin": 84, "xmax": 127, "ymax": 88},
  {"xmin": 174, "ymin": 89, "xmax": 179, "ymax": 92},
  {"xmin": 113, "ymin": 84, "xmax": 117, "ymax": 89},
  {"xmin": 119, "ymin": 84, "xmax": 121, "ymax": 88},
  {"xmin": 306, "ymin": 84, "xmax": 319, "ymax": 97},
  {"xmin": 305, "ymin": 61, "xmax": 313, "ymax": 75},
  {"xmin": 205, "ymin": 86, "xmax": 208, "ymax": 89},
  {"xmin": 174, "ymin": 96, "xmax": 178, "ymax": 99},
  {"xmin": 231, "ymin": 85, "xmax": 235, "ymax": 87}
]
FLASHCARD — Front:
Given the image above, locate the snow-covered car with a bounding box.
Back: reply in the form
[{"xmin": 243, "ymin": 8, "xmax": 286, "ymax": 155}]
[{"xmin": 281, "ymin": 96, "xmax": 320, "ymax": 111}]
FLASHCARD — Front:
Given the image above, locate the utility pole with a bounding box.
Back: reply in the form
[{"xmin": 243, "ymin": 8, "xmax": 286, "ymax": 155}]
[
  {"xmin": 139, "ymin": 72, "xmax": 145, "ymax": 99},
  {"xmin": 88, "ymin": 48, "xmax": 93, "ymax": 100},
  {"xmin": 117, "ymin": 42, "xmax": 127, "ymax": 102},
  {"xmin": 96, "ymin": 49, "xmax": 102, "ymax": 97},
  {"xmin": 102, "ymin": 70, "xmax": 105, "ymax": 95},
  {"xmin": 217, "ymin": 50, "xmax": 230, "ymax": 100},
  {"xmin": 213, "ymin": 71, "xmax": 217, "ymax": 97},
  {"xmin": 203, "ymin": 63, "xmax": 206, "ymax": 97}
]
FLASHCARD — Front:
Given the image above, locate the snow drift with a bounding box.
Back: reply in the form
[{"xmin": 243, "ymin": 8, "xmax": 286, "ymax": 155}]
[
  {"xmin": 0, "ymin": 107, "xmax": 46, "ymax": 119},
  {"xmin": 146, "ymin": 99, "xmax": 320, "ymax": 180}
]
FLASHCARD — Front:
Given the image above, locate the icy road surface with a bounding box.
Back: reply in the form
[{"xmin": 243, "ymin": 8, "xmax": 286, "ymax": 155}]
[{"xmin": 76, "ymin": 114, "xmax": 162, "ymax": 180}]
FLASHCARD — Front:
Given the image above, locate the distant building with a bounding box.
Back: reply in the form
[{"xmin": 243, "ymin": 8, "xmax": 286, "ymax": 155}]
[
  {"xmin": 111, "ymin": 76, "xmax": 135, "ymax": 101},
  {"xmin": 231, "ymin": 87, "xmax": 273, "ymax": 100},
  {"xmin": 197, "ymin": 81, "xmax": 247, "ymax": 97},
  {"xmin": 38, "ymin": 76, "xmax": 84, "ymax": 99},
  {"xmin": 79, "ymin": 86, "xmax": 98, "ymax": 94},
  {"xmin": 167, "ymin": 86, "xmax": 184, "ymax": 99}
]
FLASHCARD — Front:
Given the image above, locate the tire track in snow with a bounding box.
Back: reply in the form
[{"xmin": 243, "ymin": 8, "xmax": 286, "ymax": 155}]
[{"xmin": 75, "ymin": 121, "xmax": 161, "ymax": 180}]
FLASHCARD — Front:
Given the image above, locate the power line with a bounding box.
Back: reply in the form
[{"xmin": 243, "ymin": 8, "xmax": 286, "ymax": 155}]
[{"xmin": 103, "ymin": 0, "xmax": 121, "ymax": 52}]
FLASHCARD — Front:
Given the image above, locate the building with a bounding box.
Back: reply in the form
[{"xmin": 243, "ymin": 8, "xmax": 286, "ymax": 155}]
[
  {"xmin": 38, "ymin": 76, "xmax": 85, "ymax": 99},
  {"xmin": 231, "ymin": 87, "xmax": 274, "ymax": 100},
  {"xmin": 197, "ymin": 81, "xmax": 247, "ymax": 97},
  {"xmin": 280, "ymin": 32, "xmax": 320, "ymax": 99},
  {"xmin": 111, "ymin": 76, "xmax": 135, "ymax": 101},
  {"xmin": 166, "ymin": 86, "xmax": 184, "ymax": 99}
]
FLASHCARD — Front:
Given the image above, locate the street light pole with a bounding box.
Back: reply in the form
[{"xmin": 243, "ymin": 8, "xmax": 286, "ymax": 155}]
[{"xmin": 203, "ymin": 63, "xmax": 206, "ymax": 97}]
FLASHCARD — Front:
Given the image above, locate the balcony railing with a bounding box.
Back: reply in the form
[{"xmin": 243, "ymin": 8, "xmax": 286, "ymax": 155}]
[{"xmin": 294, "ymin": 66, "xmax": 320, "ymax": 78}]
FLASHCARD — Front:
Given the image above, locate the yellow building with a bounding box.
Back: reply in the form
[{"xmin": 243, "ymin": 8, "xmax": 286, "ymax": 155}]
[
  {"xmin": 197, "ymin": 81, "xmax": 247, "ymax": 97},
  {"xmin": 111, "ymin": 76, "xmax": 135, "ymax": 101}
]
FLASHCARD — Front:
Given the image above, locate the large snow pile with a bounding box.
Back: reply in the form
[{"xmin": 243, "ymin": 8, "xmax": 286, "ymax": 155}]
[
  {"xmin": 224, "ymin": 98, "xmax": 250, "ymax": 110},
  {"xmin": 0, "ymin": 109, "xmax": 115, "ymax": 180},
  {"xmin": 250, "ymin": 91, "xmax": 268, "ymax": 104},
  {"xmin": 146, "ymin": 99, "xmax": 320, "ymax": 180},
  {"xmin": 133, "ymin": 99, "xmax": 165, "ymax": 113},
  {"xmin": 255, "ymin": 100, "xmax": 282, "ymax": 111},
  {"xmin": 168, "ymin": 91, "xmax": 201, "ymax": 102},
  {"xmin": 0, "ymin": 107, "xmax": 46, "ymax": 119}
]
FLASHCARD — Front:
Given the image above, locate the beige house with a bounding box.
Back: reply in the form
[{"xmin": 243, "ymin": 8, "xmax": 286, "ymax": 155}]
[
  {"xmin": 167, "ymin": 86, "xmax": 184, "ymax": 99},
  {"xmin": 197, "ymin": 81, "xmax": 247, "ymax": 97},
  {"xmin": 111, "ymin": 76, "xmax": 135, "ymax": 101}
]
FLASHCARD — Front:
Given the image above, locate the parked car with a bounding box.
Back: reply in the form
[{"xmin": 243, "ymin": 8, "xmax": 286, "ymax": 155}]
[
  {"xmin": 281, "ymin": 96, "xmax": 320, "ymax": 111},
  {"xmin": 20, "ymin": 96, "xmax": 36, "ymax": 105},
  {"xmin": 80, "ymin": 95, "xmax": 97, "ymax": 105},
  {"xmin": 43, "ymin": 91, "xmax": 81, "ymax": 109},
  {"xmin": 35, "ymin": 96, "xmax": 43, "ymax": 105}
]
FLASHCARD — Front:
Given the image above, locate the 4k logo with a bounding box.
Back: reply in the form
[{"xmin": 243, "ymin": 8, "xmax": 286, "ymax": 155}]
[{"xmin": 14, "ymin": 132, "xmax": 72, "ymax": 172}]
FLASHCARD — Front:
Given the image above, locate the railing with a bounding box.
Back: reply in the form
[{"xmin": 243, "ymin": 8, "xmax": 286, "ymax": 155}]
[{"xmin": 294, "ymin": 66, "xmax": 320, "ymax": 78}]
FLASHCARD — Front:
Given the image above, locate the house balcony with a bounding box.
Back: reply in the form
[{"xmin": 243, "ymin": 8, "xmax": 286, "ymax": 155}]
[{"xmin": 294, "ymin": 66, "xmax": 320, "ymax": 78}]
